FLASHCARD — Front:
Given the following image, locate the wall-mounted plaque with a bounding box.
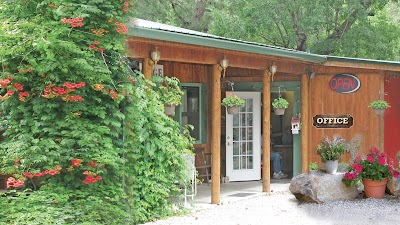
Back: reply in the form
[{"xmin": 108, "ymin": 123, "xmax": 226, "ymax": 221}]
[{"xmin": 313, "ymin": 115, "xmax": 353, "ymax": 128}]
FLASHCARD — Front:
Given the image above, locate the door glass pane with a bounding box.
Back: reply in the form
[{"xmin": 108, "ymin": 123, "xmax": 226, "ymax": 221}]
[
  {"xmin": 241, "ymin": 128, "xmax": 247, "ymax": 140},
  {"xmin": 248, "ymin": 142, "xmax": 253, "ymax": 155},
  {"xmin": 246, "ymin": 99, "xmax": 253, "ymax": 112},
  {"xmin": 247, "ymin": 156, "xmax": 253, "ymax": 169},
  {"xmin": 241, "ymin": 156, "xmax": 247, "ymax": 169},
  {"xmin": 247, "ymin": 113, "xmax": 253, "ymax": 126},
  {"xmin": 241, "ymin": 142, "xmax": 246, "ymax": 155},
  {"xmin": 233, "ymin": 114, "xmax": 239, "ymax": 126},
  {"xmin": 248, "ymin": 127, "xmax": 253, "ymax": 140},
  {"xmin": 233, "ymin": 128, "xmax": 239, "ymax": 141},
  {"xmin": 233, "ymin": 142, "xmax": 239, "ymax": 155},
  {"xmin": 241, "ymin": 114, "xmax": 246, "ymax": 126},
  {"xmin": 233, "ymin": 156, "xmax": 239, "ymax": 170}
]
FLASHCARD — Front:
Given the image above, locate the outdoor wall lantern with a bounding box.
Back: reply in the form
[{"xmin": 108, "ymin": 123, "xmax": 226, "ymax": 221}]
[
  {"xmin": 150, "ymin": 46, "xmax": 161, "ymax": 65},
  {"xmin": 220, "ymin": 55, "xmax": 229, "ymax": 78},
  {"xmin": 270, "ymin": 62, "xmax": 277, "ymax": 81}
]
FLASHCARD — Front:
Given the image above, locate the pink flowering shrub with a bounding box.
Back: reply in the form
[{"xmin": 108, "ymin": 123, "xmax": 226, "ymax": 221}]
[{"xmin": 342, "ymin": 147, "xmax": 400, "ymax": 187}]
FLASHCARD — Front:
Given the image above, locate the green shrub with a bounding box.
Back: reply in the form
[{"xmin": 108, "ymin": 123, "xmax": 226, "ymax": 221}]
[{"xmin": 0, "ymin": 1, "xmax": 193, "ymax": 224}]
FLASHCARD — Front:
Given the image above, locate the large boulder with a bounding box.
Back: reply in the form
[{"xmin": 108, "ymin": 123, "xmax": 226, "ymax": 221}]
[
  {"xmin": 289, "ymin": 171, "xmax": 359, "ymax": 203},
  {"xmin": 387, "ymin": 177, "xmax": 400, "ymax": 197}
]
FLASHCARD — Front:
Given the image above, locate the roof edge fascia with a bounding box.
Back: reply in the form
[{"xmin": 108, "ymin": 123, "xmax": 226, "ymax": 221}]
[{"xmin": 128, "ymin": 26, "xmax": 327, "ymax": 64}]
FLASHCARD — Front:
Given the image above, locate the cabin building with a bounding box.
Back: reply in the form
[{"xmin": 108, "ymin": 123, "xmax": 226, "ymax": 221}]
[{"xmin": 127, "ymin": 19, "xmax": 400, "ymax": 204}]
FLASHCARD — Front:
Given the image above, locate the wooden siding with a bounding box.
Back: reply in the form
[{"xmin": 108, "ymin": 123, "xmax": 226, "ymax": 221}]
[
  {"xmin": 309, "ymin": 72, "xmax": 383, "ymax": 165},
  {"xmin": 127, "ymin": 37, "xmax": 311, "ymax": 73}
]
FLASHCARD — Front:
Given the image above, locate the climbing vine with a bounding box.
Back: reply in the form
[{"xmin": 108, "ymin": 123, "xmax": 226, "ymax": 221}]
[{"xmin": 0, "ymin": 1, "xmax": 193, "ymax": 224}]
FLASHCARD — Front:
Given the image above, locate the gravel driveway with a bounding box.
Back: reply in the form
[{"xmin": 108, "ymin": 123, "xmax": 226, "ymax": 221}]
[{"xmin": 144, "ymin": 190, "xmax": 400, "ymax": 225}]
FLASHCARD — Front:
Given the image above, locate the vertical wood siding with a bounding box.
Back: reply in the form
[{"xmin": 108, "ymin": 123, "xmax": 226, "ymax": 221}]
[{"xmin": 309, "ymin": 72, "xmax": 382, "ymax": 165}]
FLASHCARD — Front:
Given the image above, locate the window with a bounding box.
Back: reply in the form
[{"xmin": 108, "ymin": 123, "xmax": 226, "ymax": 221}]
[{"xmin": 178, "ymin": 84, "xmax": 205, "ymax": 143}]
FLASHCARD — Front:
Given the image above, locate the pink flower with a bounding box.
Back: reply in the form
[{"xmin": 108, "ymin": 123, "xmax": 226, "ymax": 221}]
[
  {"xmin": 378, "ymin": 157, "xmax": 386, "ymax": 165},
  {"xmin": 392, "ymin": 171, "xmax": 400, "ymax": 178},
  {"xmin": 49, "ymin": 170, "xmax": 57, "ymax": 176},
  {"xmin": 351, "ymin": 163, "xmax": 363, "ymax": 173},
  {"xmin": 366, "ymin": 155, "xmax": 375, "ymax": 163}
]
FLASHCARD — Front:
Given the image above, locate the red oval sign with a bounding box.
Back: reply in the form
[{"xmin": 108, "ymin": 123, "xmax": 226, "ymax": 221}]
[{"xmin": 329, "ymin": 74, "xmax": 360, "ymax": 94}]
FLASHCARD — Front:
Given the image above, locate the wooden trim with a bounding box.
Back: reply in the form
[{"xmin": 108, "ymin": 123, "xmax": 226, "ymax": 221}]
[
  {"xmin": 127, "ymin": 38, "xmax": 310, "ymax": 74},
  {"xmin": 142, "ymin": 58, "xmax": 152, "ymax": 80},
  {"xmin": 379, "ymin": 74, "xmax": 385, "ymax": 150},
  {"xmin": 301, "ymin": 74, "xmax": 309, "ymax": 172},
  {"xmin": 262, "ymin": 70, "xmax": 271, "ymax": 192},
  {"xmin": 323, "ymin": 61, "xmax": 400, "ymax": 72},
  {"xmin": 211, "ymin": 64, "xmax": 221, "ymax": 204}
]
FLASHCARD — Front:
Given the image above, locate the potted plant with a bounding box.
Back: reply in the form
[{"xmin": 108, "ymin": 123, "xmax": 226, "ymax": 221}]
[
  {"xmin": 272, "ymin": 97, "xmax": 289, "ymax": 115},
  {"xmin": 152, "ymin": 76, "xmax": 184, "ymax": 116},
  {"xmin": 368, "ymin": 100, "xmax": 390, "ymax": 116},
  {"xmin": 316, "ymin": 135, "xmax": 346, "ymax": 174},
  {"xmin": 221, "ymin": 93, "xmax": 245, "ymax": 114},
  {"xmin": 309, "ymin": 162, "xmax": 318, "ymax": 172},
  {"xmin": 342, "ymin": 147, "xmax": 399, "ymax": 199}
]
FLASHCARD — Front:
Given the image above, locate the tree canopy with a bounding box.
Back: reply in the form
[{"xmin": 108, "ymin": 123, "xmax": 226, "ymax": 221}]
[{"xmin": 134, "ymin": 0, "xmax": 400, "ymax": 60}]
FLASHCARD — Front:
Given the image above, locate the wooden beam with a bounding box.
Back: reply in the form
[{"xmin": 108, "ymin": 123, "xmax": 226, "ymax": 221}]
[
  {"xmin": 301, "ymin": 74, "xmax": 310, "ymax": 172},
  {"xmin": 211, "ymin": 64, "xmax": 221, "ymax": 204},
  {"xmin": 142, "ymin": 58, "xmax": 153, "ymax": 80},
  {"xmin": 262, "ymin": 70, "xmax": 271, "ymax": 192},
  {"xmin": 127, "ymin": 38, "xmax": 310, "ymax": 73}
]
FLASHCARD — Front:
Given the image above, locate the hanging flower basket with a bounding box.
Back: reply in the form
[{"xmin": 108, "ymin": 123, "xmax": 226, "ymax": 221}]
[
  {"xmin": 273, "ymin": 108, "xmax": 285, "ymax": 115},
  {"xmin": 368, "ymin": 100, "xmax": 390, "ymax": 116},
  {"xmin": 373, "ymin": 108, "xmax": 386, "ymax": 116},
  {"xmin": 227, "ymin": 106, "xmax": 240, "ymax": 115},
  {"xmin": 272, "ymin": 97, "xmax": 289, "ymax": 115},
  {"xmin": 164, "ymin": 104, "xmax": 176, "ymax": 116},
  {"xmin": 222, "ymin": 93, "xmax": 245, "ymax": 115}
]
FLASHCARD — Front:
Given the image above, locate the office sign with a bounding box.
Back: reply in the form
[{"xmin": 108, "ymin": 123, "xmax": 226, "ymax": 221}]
[
  {"xmin": 329, "ymin": 74, "xmax": 360, "ymax": 94},
  {"xmin": 313, "ymin": 115, "xmax": 353, "ymax": 128}
]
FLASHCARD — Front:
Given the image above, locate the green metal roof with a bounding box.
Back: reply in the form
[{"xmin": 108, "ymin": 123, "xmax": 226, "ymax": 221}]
[
  {"xmin": 128, "ymin": 19, "xmax": 400, "ymax": 68},
  {"xmin": 128, "ymin": 19, "xmax": 326, "ymax": 63},
  {"xmin": 327, "ymin": 56, "xmax": 400, "ymax": 66}
]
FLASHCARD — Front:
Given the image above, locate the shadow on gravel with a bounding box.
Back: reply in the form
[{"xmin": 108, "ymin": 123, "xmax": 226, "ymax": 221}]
[{"xmin": 297, "ymin": 196, "xmax": 400, "ymax": 225}]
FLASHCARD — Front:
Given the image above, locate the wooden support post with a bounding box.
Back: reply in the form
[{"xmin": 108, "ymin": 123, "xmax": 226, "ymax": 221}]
[
  {"xmin": 211, "ymin": 64, "xmax": 221, "ymax": 204},
  {"xmin": 301, "ymin": 74, "xmax": 309, "ymax": 173},
  {"xmin": 262, "ymin": 70, "xmax": 271, "ymax": 192},
  {"xmin": 142, "ymin": 58, "xmax": 153, "ymax": 80}
]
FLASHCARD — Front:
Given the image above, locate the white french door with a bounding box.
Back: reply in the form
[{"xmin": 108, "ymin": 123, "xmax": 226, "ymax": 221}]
[{"xmin": 226, "ymin": 92, "xmax": 261, "ymax": 181}]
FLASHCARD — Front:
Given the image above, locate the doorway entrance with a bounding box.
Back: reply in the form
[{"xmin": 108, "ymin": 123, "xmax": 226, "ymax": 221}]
[{"xmin": 226, "ymin": 92, "xmax": 261, "ymax": 181}]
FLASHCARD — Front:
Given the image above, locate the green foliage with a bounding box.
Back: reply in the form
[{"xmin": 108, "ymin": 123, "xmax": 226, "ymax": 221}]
[
  {"xmin": 309, "ymin": 162, "xmax": 318, "ymax": 171},
  {"xmin": 221, "ymin": 94, "xmax": 245, "ymax": 107},
  {"xmin": 368, "ymin": 100, "xmax": 390, "ymax": 109},
  {"xmin": 0, "ymin": 0, "xmax": 194, "ymax": 224},
  {"xmin": 271, "ymin": 97, "xmax": 289, "ymax": 109},
  {"xmin": 152, "ymin": 76, "xmax": 184, "ymax": 106},
  {"xmin": 316, "ymin": 135, "xmax": 346, "ymax": 163}
]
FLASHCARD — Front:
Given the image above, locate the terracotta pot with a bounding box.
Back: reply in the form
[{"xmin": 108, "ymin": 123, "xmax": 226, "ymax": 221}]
[
  {"xmin": 274, "ymin": 108, "xmax": 285, "ymax": 115},
  {"xmin": 226, "ymin": 106, "xmax": 240, "ymax": 115},
  {"xmin": 362, "ymin": 178, "xmax": 388, "ymax": 199},
  {"xmin": 164, "ymin": 104, "xmax": 176, "ymax": 116}
]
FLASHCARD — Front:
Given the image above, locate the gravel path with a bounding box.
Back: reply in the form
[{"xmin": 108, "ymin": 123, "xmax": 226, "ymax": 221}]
[{"xmin": 144, "ymin": 190, "xmax": 400, "ymax": 225}]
